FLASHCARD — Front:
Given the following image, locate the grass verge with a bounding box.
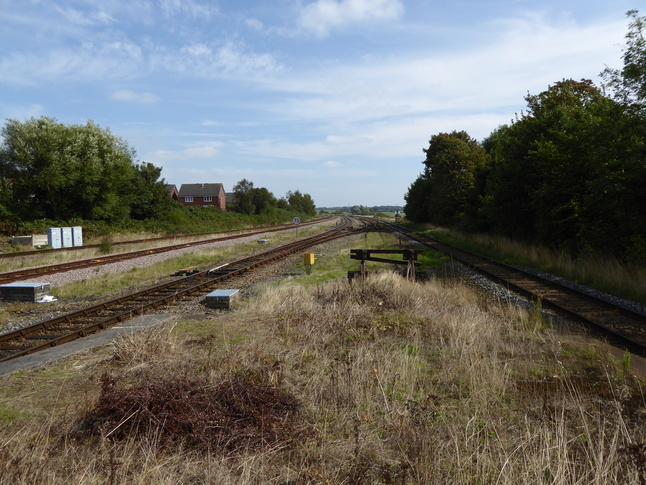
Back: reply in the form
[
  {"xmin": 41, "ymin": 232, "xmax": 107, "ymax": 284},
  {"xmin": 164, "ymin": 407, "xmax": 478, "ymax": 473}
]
[
  {"xmin": 0, "ymin": 256, "xmax": 644, "ymax": 483},
  {"xmin": 423, "ymin": 226, "xmax": 646, "ymax": 305}
]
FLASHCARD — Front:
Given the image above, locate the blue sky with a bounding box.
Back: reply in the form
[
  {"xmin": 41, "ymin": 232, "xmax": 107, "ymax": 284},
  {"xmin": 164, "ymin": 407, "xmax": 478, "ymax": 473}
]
[{"xmin": 0, "ymin": 0, "xmax": 637, "ymax": 207}]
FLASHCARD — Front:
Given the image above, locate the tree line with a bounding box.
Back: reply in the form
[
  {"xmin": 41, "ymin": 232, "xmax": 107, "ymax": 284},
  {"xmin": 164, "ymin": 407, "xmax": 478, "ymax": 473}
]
[
  {"xmin": 230, "ymin": 179, "xmax": 316, "ymax": 217},
  {"xmin": 0, "ymin": 117, "xmax": 172, "ymax": 224},
  {"xmin": 404, "ymin": 11, "xmax": 646, "ymax": 263},
  {"xmin": 0, "ymin": 118, "xmax": 317, "ymax": 233},
  {"xmin": 319, "ymin": 205, "xmax": 403, "ymax": 215}
]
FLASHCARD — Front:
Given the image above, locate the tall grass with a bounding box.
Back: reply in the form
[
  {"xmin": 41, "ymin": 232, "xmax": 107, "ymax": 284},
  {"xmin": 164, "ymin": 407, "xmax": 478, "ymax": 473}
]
[
  {"xmin": 0, "ymin": 268, "xmax": 643, "ymax": 483},
  {"xmin": 429, "ymin": 227, "xmax": 646, "ymax": 304}
]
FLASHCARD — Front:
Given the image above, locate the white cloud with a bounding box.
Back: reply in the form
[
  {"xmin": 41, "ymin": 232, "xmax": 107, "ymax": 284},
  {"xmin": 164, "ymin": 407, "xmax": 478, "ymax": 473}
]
[
  {"xmin": 159, "ymin": 0, "xmax": 217, "ymax": 20},
  {"xmin": 0, "ymin": 41, "xmax": 279, "ymax": 86},
  {"xmin": 246, "ymin": 18, "xmax": 264, "ymax": 31},
  {"xmin": 146, "ymin": 144, "xmax": 221, "ymax": 163},
  {"xmin": 267, "ymin": 13, "xmax": 625, "ymax": 140},
  {"xmin": 322, "ymin": 161, "xmax": 342, "ymax": 167},
  {"xmin": 54, "ymin": 6, "xmax": 115, "ymax": 26},
  {"xmin": 110, "ymin": 89, "xmax": 160, "ymax": 104},
  {"xmin": 201, "ymin": 119, "xmax": 221, "ymax": 126},
  {"xmin": 181, "ymin": 43, "xmax": 212, "ymax": 58},
  {"xmin": 325, "ymin": 135, "xmax": 372, "ymax": 145},
  {"xmin": 160, "ymin": 41, "xmax": 281, "ymax": 78},
  {"xmin": 298, "ymin": 0, "xmax": 404, "ymax": 37}
]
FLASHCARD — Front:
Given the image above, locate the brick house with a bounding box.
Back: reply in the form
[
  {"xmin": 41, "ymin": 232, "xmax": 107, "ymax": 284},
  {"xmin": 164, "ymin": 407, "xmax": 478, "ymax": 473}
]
[
  {"xmin": 166, "ymin": 184, "xmax": 179, "ymax": 201},
  {"xmin": 177, "ymin": 183, "xmax": 226, "ymax": 210},
  {"xmin": 225, "ymin": 192, "xmax": 236, "ymax": 209}
]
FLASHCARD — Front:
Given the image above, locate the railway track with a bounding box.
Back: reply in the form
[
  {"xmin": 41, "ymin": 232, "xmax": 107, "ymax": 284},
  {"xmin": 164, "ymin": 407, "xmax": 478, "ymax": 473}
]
[
  {"xmin": 0, "ymin": 218, "xmax": 331, "ymax": 262},
  {"xmin": 378, "ymin": 221, "xmax": 646, "ymax": 357},
  {"xmin": 0, "ymin": 218, "xmax": 331, "ymax": 285},
  {"xmin": 0, "ymin": 217, "xmax": 356, "ymax": 363}
]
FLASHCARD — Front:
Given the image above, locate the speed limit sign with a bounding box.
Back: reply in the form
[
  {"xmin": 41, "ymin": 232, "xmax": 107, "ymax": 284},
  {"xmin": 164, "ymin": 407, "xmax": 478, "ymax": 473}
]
[{"xmin": 292, "ymin": 217, "xmax": 301, "ymax": 225}]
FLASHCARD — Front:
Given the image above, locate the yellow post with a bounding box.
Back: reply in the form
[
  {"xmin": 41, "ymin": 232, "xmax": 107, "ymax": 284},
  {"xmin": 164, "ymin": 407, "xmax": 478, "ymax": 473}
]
[{"xmin": 303, "ymin": 253, "xmax": 315, "ymax": 274}]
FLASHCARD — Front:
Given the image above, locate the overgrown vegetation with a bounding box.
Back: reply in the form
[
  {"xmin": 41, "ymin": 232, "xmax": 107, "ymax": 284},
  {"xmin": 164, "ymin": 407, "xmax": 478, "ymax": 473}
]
[
  {"xmin": 426, "ymin": 225, "xmax": 646, "ymax": 305},
  {"xmin": 0, "ymin": 118, "xmax": 318, "ymax": 240},
  {"xmin": 13, "ymin": 205, "xmax": 307, "ymax": 241},
  {"xmin": 50, "ymin": 225, "xmax": 330, "ymax": 301},
  {"xmin": 404, "ymin": 12, "xmax": 646, "ymax": 264},
  {"xmin": 0, "ymin": 234, "xmax": 644, "ymax": 483}
]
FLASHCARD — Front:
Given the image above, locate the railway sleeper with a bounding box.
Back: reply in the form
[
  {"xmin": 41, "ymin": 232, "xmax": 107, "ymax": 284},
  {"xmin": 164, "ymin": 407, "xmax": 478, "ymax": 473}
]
[{"xmin": 25, "ymin": 333, "xmax": 70, "ymax": 341}]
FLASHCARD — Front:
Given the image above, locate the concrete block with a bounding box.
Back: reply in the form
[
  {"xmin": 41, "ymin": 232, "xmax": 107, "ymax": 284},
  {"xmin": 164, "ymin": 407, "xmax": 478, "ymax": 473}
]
[{"xmin": 204, "ymin": 289, "xmax": 239, "ymax": 310}]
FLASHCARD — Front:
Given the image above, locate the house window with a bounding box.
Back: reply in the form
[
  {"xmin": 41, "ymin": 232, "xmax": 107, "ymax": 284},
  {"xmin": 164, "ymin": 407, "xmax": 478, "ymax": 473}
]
[
  {"xmin": 204, "ymin": 196, "xmax": 213, "ymax": 202},
  {"xmin": 184, "ymin": 196, "xmax": 193, "ymax": 203}
]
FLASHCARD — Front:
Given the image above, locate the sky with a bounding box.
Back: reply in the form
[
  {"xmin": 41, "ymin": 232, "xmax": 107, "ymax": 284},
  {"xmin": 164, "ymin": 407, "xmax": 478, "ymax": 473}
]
[{"xmin": 0, "ymin": 0, "xmax": 638, "ymax": 208}]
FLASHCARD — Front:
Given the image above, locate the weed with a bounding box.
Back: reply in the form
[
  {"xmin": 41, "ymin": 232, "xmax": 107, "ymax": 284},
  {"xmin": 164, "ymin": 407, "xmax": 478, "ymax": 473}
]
[
  {"xmin": 99, "ymin": 236, "xmax": 113, "ymax": 254},
  {"xmin": 430, "ymin": 227, "xmax": 646, "ymax": 304},
  {"xmin": 0, "ymin": 235, "xmax": 645, "ymax": 483}
]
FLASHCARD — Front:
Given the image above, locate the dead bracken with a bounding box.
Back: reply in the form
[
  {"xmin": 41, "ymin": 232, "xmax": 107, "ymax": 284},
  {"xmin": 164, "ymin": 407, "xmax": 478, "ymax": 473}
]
[{"xmin": 78, "ymin": 372, "xmax": 303, "ymax": 454}]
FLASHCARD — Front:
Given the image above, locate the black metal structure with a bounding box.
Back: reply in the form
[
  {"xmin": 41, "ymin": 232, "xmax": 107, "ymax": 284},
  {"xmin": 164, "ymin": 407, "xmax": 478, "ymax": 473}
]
[{"xmin": 350, "ymin": 249, "xmax": 422, "ymax": 280}]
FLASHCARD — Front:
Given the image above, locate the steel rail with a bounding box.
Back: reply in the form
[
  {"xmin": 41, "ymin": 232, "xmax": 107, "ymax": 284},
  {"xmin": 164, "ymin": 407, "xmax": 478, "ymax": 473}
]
[
  {"xmin": 0, "ymin": 217, "xmax": 355, "ymax": 362},
  {"xmin": 376, "ymin": 221, "xmax": 646, "ymax": 356},
  {"xmin": 0, "ymin": 218, "xmax": 332, "ymax": 285},
  {"xmin": 0, "ymin": 217, "xmax": 331, "ymax": 261}
]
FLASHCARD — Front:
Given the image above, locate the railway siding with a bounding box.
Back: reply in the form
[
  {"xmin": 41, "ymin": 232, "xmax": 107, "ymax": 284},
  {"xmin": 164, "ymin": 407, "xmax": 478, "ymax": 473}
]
[
  {"xmin": 395, "ymin": 227, "xmax": 646, "ymax": 357},
  {"xmin": 0, "ymin": 218, "xmax": 356, "ymax": 364}
]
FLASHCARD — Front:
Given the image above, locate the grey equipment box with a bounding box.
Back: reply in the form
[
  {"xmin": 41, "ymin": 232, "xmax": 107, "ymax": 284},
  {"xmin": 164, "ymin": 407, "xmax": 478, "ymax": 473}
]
[
  {"xmin": 0, "ymin": 283, "xmax": 51, "ymax": 302},
  {"xmin": 61, "ymin": 227, "xmax": 73, "ymax": 248},
  {"xmin": 47, "ymin": 228, "xmax": 62, "ymax": 249},
  {"xmin": 204, "ymin": 289, "xmax": 239, "ymax": 310},
  {"xmin": 71, "ymin": 226, "xmax": 83, "ymax": 247}
]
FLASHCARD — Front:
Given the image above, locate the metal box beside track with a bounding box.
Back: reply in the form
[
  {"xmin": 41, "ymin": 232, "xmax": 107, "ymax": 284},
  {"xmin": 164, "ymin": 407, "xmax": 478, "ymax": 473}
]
[
  {"xmin": 72, "ymin": 226, "xmax": 83, "ymax": 246},
  {"xmin": 61, "ymin": 227, "xmax": 73, "ymax": 248},
  {"xmin": 204, "ymin": 289, "xmax": 240, "ymax": 310},
  {"xmin": 47, "ymin": 228, "xmax": 62, "ymax": 249},
  {"xmin": 0, "ymin": 283, "xmax": 51, "ymax": 302}
]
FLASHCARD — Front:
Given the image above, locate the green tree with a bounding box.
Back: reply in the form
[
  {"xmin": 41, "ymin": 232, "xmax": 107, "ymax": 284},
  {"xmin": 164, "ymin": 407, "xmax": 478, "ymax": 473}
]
[
  {"xmin": 0, "ymin": 177, "xmax": 13, "ymax": 218},
  {"xmin": 128, "ymin": 162, "xmax": 173, "ymax": 220},
  {"xmin": 479, "ymin": 123, "xmax": 539, "ymax": 238},
  {"xmin": 287, "ymin": 190, "xmax": 316, "ymax": 216},
  {"xmin": 602, "ymin": 10, "xmax": 646, "ymax": 114},
  {"xmin": 232, "ymin": 179, "xmax": 256, "ymax": 215},
  {"xmin": 480, "ymin": 79, "xmax": 646, "ymax": 257},
  {"xmin": 403, "ymin": 175, "xmax": 432, "ymax": 223},
  {"xmin": 350, "ymin": 205, "xmax": 373, "ymax": 215},
  {"xmin": 0, "ymin": 117, "xmax": 138, "ymax": 222},
  {"xmin": 252, "ymin": 187, "xmax": 277, "ymax": 214},
  {"xmin": 406, "ymin": 131, "xmax": 488, "ymax": 226}
]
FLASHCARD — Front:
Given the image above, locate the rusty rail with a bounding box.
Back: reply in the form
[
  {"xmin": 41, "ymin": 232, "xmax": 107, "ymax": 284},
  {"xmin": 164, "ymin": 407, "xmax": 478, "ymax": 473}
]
[{"xmin": 0, "ymin": 218, "xmax": 355, "ymax": 362}]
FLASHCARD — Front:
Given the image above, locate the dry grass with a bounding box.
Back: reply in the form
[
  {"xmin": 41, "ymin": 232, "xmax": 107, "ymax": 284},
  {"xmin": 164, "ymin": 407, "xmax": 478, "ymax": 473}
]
[
  {"xmin": 0, "ymin": 268, "xmax": 645, "ymax": 483},
  {"xmin": 429, "ymin": 227, "xmax": 646, "ymax": 304}
]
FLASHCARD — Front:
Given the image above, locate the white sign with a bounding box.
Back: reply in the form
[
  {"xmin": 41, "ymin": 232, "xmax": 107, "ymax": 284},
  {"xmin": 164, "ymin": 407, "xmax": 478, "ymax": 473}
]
[{"xmin": 292, "ymin": 217, "xmax": 301, "ymax": 225}]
